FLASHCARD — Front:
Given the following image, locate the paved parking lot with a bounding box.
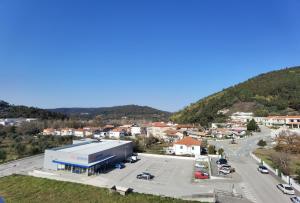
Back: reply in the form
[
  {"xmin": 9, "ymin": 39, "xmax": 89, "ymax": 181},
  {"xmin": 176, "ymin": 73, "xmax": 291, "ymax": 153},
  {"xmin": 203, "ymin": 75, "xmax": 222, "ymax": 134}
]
[{"xmin": 89, "ymin": 154, "xmax": 214, "ymax": 198}]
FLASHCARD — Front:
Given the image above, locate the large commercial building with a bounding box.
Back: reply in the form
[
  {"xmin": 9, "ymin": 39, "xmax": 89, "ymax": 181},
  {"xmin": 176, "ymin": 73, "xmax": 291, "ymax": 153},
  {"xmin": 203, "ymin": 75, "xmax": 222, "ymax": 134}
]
[{"xmin": 43, "ymin": 139, "xmax": 133, "ymax": 176}]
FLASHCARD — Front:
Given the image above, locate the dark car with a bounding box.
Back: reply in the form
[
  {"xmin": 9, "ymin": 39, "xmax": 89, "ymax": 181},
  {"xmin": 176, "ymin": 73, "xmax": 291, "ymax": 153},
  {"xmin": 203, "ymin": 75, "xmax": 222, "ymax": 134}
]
[
  {"xmin": 216, "ymin": 158, "xmax": 228, "ymax": 165},
  {"xmin": 115, "ymin": 162, "xmax": 125, "ymax": 169},
  {"xmin": 291, "ymin": 196, "xmax": 300, "ymax": 203},
  {"xmin": 136, "ymin": 172, "xmax": 154, "ymax": 180},
  {"xmin": 201, "ymin": 148, "xmax": 208, "ymax": 155}
]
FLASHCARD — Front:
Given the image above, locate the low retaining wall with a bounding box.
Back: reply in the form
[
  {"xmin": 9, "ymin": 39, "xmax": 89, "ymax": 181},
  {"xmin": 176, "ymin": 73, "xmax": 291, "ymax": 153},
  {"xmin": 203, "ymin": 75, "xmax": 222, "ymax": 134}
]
[
  {"xmin": 250, "ymin": 152, "xmax": 300, "ymax": 192},
  {"xmin": 139, "ymin": 153, "xmax": 195, "ymax": 160}
]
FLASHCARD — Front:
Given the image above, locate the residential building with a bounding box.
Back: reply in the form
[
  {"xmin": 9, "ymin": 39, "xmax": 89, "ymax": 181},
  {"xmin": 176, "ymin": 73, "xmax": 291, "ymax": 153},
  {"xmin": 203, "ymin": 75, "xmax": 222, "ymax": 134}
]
[
  {"xmin": 146, "ymin": 122, "xmax": 171, "ymax": 139},
  {"xmin": 230, "ymin": 112, "xmax": 253, "ymax": 123},
  {"xmin": 0, "ymin": 118, "xmax": 37, "ymax": 126},
  {"xmin": 43, "ymin": 128, "xmax": 55, "ymax": 136},
  {"xmin": 108, "ymin": 128, "xmax": 126, "ymax": 139},
  {"xmin": 163, "ymin": 129, "xmax": 182, "ymax": 143},
  {"xmin": 61, "ymin": 128, "xmax": 74, "ymax": 136},
  {"xmin": 265, "ymin": 116, "xmax": 300, "ymax": 128},
  {"xmin": 131, "ymin": 125, "xmax": 141, "ymax": 136},
  {"xmin": 74, "ymin": 129, "xmax": 85, "ymax": 137},
  {"xmin": 173, "ymin": 136, "xmax": 201, "ymax": 156}
]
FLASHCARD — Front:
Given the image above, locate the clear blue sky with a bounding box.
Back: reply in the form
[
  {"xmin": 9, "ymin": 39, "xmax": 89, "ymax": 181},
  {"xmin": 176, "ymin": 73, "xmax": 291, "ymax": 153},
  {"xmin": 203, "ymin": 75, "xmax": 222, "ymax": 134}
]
[{"xmin": 0, "ymin": 0, "xmax": 300, "ymax": 112}]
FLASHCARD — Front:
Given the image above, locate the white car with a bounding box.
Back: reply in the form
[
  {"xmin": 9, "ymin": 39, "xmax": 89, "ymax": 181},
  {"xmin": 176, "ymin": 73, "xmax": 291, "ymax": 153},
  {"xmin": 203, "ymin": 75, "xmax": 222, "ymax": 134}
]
[
  {"xmin": 195, "ymin": 163, "xmax": 205, "ymax": 168},
  {"xmin": 291, "ymin": 196, "xmax": 300, "ymax": 203},
  {"xmin": 276, "ymin": 184, "xmax": 295, "ymax": 195},
  {"xmin": 257, "ymin": 165, "xmax": 269, "ymax": 174},
  {"xmin": 218, "ymin": 168, "xmax": 231, "ymax": 175}
]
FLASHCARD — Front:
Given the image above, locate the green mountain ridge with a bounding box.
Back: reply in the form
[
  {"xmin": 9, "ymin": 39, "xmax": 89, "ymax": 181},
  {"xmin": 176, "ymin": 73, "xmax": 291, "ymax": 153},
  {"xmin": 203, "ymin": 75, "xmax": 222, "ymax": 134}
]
[
  {"xmin": 48, "ymin": 105, "xmax": 171, "ymax": 121},
  {"xmin": 0, "ymin": 100, "xmax": 67, "ymax": 120},
  {"xmin": 171, "ymin": 66, "xmax": 300, "ymax": 126}
]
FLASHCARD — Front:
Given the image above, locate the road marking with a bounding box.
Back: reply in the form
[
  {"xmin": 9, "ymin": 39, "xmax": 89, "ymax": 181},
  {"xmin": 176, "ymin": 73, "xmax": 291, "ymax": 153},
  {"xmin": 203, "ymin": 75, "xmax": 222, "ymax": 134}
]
[{"xmin": 240, "ymin": 183, "xmax": 259, "ymax": 203}]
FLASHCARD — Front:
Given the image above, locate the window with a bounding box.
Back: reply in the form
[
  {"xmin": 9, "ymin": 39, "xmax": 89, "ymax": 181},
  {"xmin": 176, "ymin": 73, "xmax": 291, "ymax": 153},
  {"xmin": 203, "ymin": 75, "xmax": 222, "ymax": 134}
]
[
  {"xmin": 180, "ymin": 146, "xmax": 183, "ymax": 149},
  {"xmin": 192, "ymin": 147, "xmax": 194, "ymax": 150}
]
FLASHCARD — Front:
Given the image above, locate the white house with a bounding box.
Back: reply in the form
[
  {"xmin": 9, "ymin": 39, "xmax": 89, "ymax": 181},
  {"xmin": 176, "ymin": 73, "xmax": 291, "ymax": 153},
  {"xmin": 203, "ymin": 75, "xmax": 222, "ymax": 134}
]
[
  {"xmin": 230, "ymin": 112, "xmax": 253, "ymax": 123},
  {"xmin": 93, "ymin": 131, "xmax": 108, "ymax": 139},
  {"xmin": 42, "ymin": 128, "xmax": 55, "ymax": 135},
  {"xmin": 146, "ymin": 122, "xmax": 172, "ymax": 139},
  {"xmin": 173, "ymin": 136, "xmax": 201, "ymax": 156},
  {"xmin": 254, "ymin": 117, "xmax": 267, "ymax": 125},
  {"xmin": 74, "ymin": 129, "xmax": 85, "ymax": 137},
  {"xmin": 61, "ymin": 128, "xmax": 74, "ymax": 136},
  {"xmin": 108, "ymin": 128, "xmax": 126, "ymax": 139},
  {"xmin": 265, "ymin": 116, "xmax": 300, "ymax": 128},
  {"xmin": 131, "ymin": 126, "xmax": 141, "ymax": 136}
]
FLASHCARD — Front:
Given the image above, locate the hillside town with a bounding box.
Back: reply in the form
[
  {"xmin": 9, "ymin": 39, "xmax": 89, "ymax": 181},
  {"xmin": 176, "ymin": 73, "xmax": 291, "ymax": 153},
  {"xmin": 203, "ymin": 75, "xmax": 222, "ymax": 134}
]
[
  {"xmin": 1, "ymin": 110, "xmax": 300, "ymax": 203},
  {"xmin": 1, "ymin": 1, "xmax": 300, "ymax": 202}
]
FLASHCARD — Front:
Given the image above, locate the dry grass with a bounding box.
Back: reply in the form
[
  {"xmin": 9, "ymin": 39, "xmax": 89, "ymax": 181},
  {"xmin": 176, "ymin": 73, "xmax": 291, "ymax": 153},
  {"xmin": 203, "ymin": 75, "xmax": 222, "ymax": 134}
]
[
  {"xmin": 0, "ymin": 175, "xmax": 199, "ymax": 203},
  {"xmin": 254, "ymin": 148, "xmax": 300, "ymax": 174}
]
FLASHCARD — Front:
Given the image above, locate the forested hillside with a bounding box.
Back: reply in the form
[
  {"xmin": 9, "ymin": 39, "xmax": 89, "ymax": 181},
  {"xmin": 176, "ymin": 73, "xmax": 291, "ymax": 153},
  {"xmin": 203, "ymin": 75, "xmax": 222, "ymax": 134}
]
[
  {"xmin": 171, "ymin": 66, "xmax": 300, "ymax": 126},
  {"xmin": 0, "ymin": 100, "xmax": 67, "ymax": 119},
  {"xmin": 48, "ymin": 105, "xmax": 171, "ymax": 121}
]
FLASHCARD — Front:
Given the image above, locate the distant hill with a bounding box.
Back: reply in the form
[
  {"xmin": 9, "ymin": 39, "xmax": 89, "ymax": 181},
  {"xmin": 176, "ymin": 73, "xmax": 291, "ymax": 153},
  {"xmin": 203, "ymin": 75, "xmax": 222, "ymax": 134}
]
[
  {"xmin": 171, "ymin": 66, "xmax": 300, "ymax": 126},
  {"xmin": 0, "ymin": 100, "xmax": 67, "ymax": 120},
  {"xmin": 48, "ymin": 105, "xmax": 171, "ymax": 121}
]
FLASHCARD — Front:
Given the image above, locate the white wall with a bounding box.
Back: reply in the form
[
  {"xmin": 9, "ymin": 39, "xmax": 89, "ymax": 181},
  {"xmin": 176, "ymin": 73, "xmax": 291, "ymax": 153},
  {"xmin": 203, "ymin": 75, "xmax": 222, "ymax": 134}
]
[
  {"xmin": 174, "ymin": 144, "xmax": 201, "ymax": 156},
  {"xmin": 109, "ymin": 131, "xmax": 123, "ymax": 139},
  {"xmin": 250, "ymin": 152, "xmax": 300, "ymax": 192},
  {"xmin": 131, "ymin": 127, "xmax": 141, "ymax": 135}
]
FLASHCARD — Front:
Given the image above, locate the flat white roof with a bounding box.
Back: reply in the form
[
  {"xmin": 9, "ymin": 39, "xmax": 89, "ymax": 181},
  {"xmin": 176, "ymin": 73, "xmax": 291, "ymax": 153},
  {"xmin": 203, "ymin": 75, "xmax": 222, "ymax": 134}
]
[{"xmin": 54, "ymin": 139, "xmax": 132, "ymax": 155}]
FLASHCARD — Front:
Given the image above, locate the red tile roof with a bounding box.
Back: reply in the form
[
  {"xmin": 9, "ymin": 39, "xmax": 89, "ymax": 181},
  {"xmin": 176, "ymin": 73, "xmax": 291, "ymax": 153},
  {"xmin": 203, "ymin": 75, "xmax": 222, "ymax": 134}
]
[
  {"xmin": 267, "ymin": 115, "xmax": 300, "ymax": 119},
  {"xmin": 164, "ymin": 129, "xmax": 178, "ymax": 135},
  {"xmin": 151, "ymin": 122, "xmax": 169, "ymax": 128},
  {"xmin": 174, "ymin": 136, "xmax": 201, "ymax": 146},
  {"xmin": 176, "ymin": 124, "xmax": 194, "ymax": 129}
]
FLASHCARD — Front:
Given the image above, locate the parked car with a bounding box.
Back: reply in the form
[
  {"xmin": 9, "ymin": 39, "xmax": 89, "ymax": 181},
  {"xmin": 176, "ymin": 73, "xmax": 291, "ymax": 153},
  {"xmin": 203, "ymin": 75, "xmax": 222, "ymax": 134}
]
[
  {"xmin": 291, "ymin": 196, "xmax": 300, "ymax": 203},
  {"xmin": 277, "ymin": 184, "xmax": 295, "ymax": 195},
  {"xmin": 136, "ymin": 172, "xmax": 154, "ymax": 180},
  {"xmin": 194, "ymin": 171, "xmax": 209, "ymax": 179},
  {"xmin": 201, "ymin": 148, "xmax": 208, "ymax": 155},
  {"xmin": 126, "ymin": 155, "xmax": 138, "ymax": 163},
  {"xmin": 195, "ymin": 163, "xmax": 206, "ymax": 168},
  {"xmin": 219, "ymin": 168, "xmax": 231, "ymax": 175},
  {"xmin": 216, "ymin": 158, "xmax": 228, "ymax": 165},
  {"xmin": 219, "ymin": 164, "xmax": 235, "ymax": 173},
  {"xmin": 257, "ymin": 165, "xmax": 269, "ymax": 174},
  {"xmin": 115, "ymin": 162, "xmax": 125, "ymax": 169}
]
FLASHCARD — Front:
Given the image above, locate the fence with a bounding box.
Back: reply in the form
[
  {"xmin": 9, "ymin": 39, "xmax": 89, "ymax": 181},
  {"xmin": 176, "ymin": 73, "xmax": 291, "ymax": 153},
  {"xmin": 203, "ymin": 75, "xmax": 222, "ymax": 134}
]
[{"xmin": 250, "ymin": 152, "xmax": 300, "ymax": 192}]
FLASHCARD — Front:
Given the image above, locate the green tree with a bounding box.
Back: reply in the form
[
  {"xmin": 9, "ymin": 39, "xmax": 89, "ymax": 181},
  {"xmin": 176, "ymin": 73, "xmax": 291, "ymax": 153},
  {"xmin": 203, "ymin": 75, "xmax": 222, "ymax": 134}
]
[
  {"xmin": 254, "ymin": 108, "xmax": 269, "ymax": 117},
  {"xmin": 14, "ymin": 143, "xmax": 26, "ymax": 156},
  {"xmin": 208, "ymin": 145, "xmax": 216, "ymax": 154},
  {"xmin": 0, "ymin": 149, "xmax": 6, "ymax": 162},
  {"xmin": 218, "ymin": 148, "xmax": 224, "ymax": 155},
  {"xmin": 295, "ymin": 169, "xmax": 300, "ymax": 184},
  {"xmin": 257, "ymin": 139, "xmax": 267, "ymax": 147},
  {"xmin": 247, "ymin": 119, "xmax": 259, "ymax": 131}
]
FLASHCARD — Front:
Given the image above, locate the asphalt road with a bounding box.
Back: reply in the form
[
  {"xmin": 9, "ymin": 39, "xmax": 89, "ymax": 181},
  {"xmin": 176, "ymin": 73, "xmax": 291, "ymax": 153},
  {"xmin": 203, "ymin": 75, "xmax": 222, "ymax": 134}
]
[
  {"xmin": 209, "ymin": 126, "xmax": 294, "ymax": 203},
  {"xmin": 0, "ymin": 154, "xmax": 44, "ymax": 177}
]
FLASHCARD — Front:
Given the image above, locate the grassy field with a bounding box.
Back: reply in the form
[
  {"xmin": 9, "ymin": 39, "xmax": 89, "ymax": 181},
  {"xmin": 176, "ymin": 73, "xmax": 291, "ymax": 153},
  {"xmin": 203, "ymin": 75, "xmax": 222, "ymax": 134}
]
[
  {"xmin": 144, "ymin": 143, "xmax": 170, "ymax": 154},
  {"xmin": 0, "ymin": 175, "xmax": 199, "ymax": 203},
  {"xmin": 254, "ymin": 148, "xmax": 300, "ymax": 174}
]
